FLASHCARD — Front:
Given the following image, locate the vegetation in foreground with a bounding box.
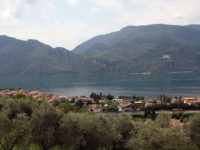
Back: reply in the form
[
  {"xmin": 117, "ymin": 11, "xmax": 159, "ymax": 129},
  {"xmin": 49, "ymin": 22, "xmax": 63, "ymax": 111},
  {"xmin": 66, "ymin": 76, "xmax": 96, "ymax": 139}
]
[{"xmin": 0, "ymin": 97, "xmax": 200, "ymax": 150}]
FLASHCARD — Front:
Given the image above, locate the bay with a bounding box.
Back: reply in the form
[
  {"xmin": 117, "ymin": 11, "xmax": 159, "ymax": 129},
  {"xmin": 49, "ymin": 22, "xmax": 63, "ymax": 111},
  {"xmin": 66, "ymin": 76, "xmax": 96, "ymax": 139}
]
[{"xmin": 0, "ymin": 73, "xmax": 200, "ymax": 98}]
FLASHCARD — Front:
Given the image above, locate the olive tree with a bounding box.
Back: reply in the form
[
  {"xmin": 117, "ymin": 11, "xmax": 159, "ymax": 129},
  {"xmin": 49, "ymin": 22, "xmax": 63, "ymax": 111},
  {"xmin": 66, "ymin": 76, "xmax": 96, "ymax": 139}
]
[
  {"xmin": 59, "ymin": 112, "xmax": 114, "ymax": 150},
  {"xmin": 155, "ymin": 112, "xmax": 171, "ymax": 128},
  {"xmin": 0, "ymin": 98, "xmax": 34, "ymax": 150},
  {"xmin": 190, "ymin": 115, "xmax": 200, "ymax": 149},
  {"xmin": 127, "ymin": 120, "xmax": 196, "ymax": 150},
  {"xmin": 1, "ymin": 98, "xmax": 37, "ymax": 119},
  {"xmin": 0, "ymin": 113, "xmax": 29, "ymax": 150},
  {"xmin": 111, "ymin": 115, "xmax": 135, "ymax": 150},
  {"xmin": 29, "ymin": 103, "xmax": 63, "ymax": 150}
]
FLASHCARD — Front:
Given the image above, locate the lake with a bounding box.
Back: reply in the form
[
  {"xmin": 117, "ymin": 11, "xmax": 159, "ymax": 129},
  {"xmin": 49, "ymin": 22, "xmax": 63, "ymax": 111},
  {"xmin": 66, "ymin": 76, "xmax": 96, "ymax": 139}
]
[{"xmin": 0, "ymin": 73, "xmax": 200, "ymax": 98}]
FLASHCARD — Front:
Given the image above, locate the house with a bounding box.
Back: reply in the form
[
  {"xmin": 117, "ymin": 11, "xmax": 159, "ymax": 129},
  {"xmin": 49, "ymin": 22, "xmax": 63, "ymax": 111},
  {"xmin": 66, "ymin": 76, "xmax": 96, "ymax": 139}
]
[
  {"xmin": 181, "ymin": 97, "xmax": 198, "ymax": 104},
  {"xmin": 113, "ymin": 98, "xmax": 132, "ymax": 107},
  {"xmin": 118, "ymin": 106, "xmax": 123, "ymax": 112},
  {"xmin": 144, "ymin": 99, "xmax": 154, "ymax": 107},
  {"xmin": 113, "ymin": 99, "xmax": 124, "ymax": 102},
  {"xmin": 99, "ymin": 99, "xmax": 107, "ymax": 104},
  {"xmin": 88, "ymin": 104, "xmax": 100, "ymax": 109},
  {"xmin": 134, "ymin": 101, "xmax": 144, "ymax": 110},
  {"xmin": 86, "ymin": 104, "xmax": 101, "ymax": 112},
  {"xmin": 171, "ymin": 97, "xmax": 180, "ymax": 103},
  {"xmin": 123, "ymin": 104, "xmax": 134, "ymax": 112},
  {"xmin": 75, "ymin": 97, "xmax": 94, "ymax": 103},
  {"xmin": 156, "ymin": 100, "xmax": 162, "ymax": 105}
]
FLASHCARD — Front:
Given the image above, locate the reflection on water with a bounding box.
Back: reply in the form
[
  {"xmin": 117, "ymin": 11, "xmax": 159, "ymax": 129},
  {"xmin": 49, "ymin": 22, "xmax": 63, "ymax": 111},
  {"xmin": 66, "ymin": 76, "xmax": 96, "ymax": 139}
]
[{"xmin": 0, "ymin": 73, "xmax": 200, "ymax": 98}]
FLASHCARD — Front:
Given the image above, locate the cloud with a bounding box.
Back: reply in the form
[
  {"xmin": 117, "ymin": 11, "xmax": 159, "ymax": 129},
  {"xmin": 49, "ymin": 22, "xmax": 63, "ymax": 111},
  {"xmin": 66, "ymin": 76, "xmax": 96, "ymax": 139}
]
[
  {"xmin": 88, "ymin": 0, "xmax": 200, "ymax": 26},
  {"xmin": 89, "ymin": 0, "xmax": 122, "ymax": 9},
  {"xmin": 66, "ymin": 0, "xmax": 78, "ymax": 6},
  {"xmin": 1, "ymin": 0, "xmax": 200, "ymax": 49},
  {"xmin": 91, "ymin": 7, "xmax": 101, "ymax": 14},
  {"xmin": 23, "ymin": 0, "xmax": 37, "ymax": 4},
  {"xmin": 0, "ymin": 0, "xmax": 38, "ymax": 20}
]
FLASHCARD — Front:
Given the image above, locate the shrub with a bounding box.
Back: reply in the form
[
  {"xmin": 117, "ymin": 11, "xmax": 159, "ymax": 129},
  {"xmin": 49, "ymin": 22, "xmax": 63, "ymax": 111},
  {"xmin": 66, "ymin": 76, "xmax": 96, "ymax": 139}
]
[{"xmin": 190, "ymin": 115, "xmax": 200, "ymax": 149}]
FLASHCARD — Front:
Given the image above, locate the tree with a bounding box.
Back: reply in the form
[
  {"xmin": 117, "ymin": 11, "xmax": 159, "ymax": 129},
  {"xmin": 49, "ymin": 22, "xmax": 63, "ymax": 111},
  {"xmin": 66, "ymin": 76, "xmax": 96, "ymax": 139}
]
[
  {"xmin": 57, "ymin": 102, "xmax": 76, "ymax": 113},
  {"xmin": 103, "ymin": 104, "xmax": 118, "ymax": 112},
  {"xmin": 90, "ymin": 92, "xmax": 100, "ymax": 100},
  {"xmin": 106, "ymin": 94, "xmax": 114, "ymax": 100},
  {"xmin": 162, "ymin": 127, "xmax": 196, "ymax": 150},
  {"xmin": 29, "ymin": 103, "xmax": 63, "ymax": 150},
  {"xmin": 0, "ymin": 98, "xmax": 36, "ymax": 150},
  {"xmin": 0, "ymin": 113, "xmax": 29, "ymax": 150},
  {"xmin": 1, "ymin": 98, "xmax": 36, "ymax": 119},
  {"xmin": 111, "ymin": 115, "xmax": 135, "ymax": 150},
  {"xmin": 190, "ymin": 115, "xmax": 200, "ymax": 149},
  {"xmin": 60, "ymin": 113, "xmax": 113, "ymax": 150},
  {"xmin": 75, "ymin": 100, "xmax": 84, "ymax": 108},
  {"xmin": 155, "ymin": 113, "xmax": 171, "ymax": 128},
  {"xmin": 144, "ymin": 109, "xmax": 156, "ymax": 120},
  {"xmin": 127, "ymin": 120, "xmax": 196, "ymax": 150}
]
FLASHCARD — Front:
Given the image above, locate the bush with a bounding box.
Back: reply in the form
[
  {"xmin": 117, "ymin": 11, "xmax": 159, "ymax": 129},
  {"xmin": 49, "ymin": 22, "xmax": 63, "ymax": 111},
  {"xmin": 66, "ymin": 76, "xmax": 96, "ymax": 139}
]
[
  {"xmin": 13, "ymin": 93, "xmax": 27, "ymax": 99},
  {"xmin": 172, "ymin": 112, "xmax": 190, "ymax": 122},
  {"xmin": 29, "ymin": 103, "xmax": 63, "ymax": 150},
  {"xmin": 127, "ymin": 120, "xmax": 196, "ymax": 150},
  {"xmin": 103, "ymin": 104, "xmax": 118, "ymax": 112},
  {"xmin": 59, "ymin": 113, "xmax": 114, "ymax": 149},
  {"xmin": 0, "ymin": 97, "xmax": 198, "ymax": 150},
  {"xmin": 190, "ymin": 115, "xmax": 200, "ymax": 149},
  {"xmin": 155, "ymin": 112, "xmax": 171, "ymax": 128},
  {"xmin": 57, "ymin": 102, "xmax": 76, "ymax": 113}
]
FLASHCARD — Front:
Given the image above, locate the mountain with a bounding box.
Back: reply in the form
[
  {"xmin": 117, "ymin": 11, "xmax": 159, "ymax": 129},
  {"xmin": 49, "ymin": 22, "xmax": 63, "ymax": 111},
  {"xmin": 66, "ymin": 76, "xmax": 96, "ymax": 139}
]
[
  {"xmin": 1, "ymin": 24, "xmax": 200, "ymax": 75},
  {"xmin": 0, "ymin": 35, "xmax": 101, "ymax": 75},
  {"xmin": 73, "ymin": 24, "xmax": 200, "ymax": 74},
  {"xmin": 0, "ymin": 36, "xmax": 73, "ymax": 75}
]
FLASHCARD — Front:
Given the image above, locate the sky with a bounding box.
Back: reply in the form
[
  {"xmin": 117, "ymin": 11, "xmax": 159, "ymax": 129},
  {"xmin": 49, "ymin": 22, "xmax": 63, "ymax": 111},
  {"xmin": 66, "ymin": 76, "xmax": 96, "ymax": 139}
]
[{"xmin": 0, "ymin": 0, "xmax": 200, "ymax": 50}]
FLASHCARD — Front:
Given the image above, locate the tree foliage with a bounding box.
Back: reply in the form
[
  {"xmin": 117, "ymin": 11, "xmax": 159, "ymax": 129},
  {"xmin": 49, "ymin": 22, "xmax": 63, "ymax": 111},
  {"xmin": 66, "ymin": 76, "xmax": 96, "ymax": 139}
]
[
  {"xmin": 0, "ymin": 97, "xmax": 199, "ymax": 150},
  {"xmin": 29, "ymin": 103, "xmax": 63, "ymax": 150},
  {"xmin": 190, "ymin": 115, "xmax": 200, "ymax": 149},
  {"xmin": 60, "ymin": 113, "xmax": 114, "ymax": 150},
  {"xmin": 127, "ymin": 120, "xmax": 196, "ymax": 150}
]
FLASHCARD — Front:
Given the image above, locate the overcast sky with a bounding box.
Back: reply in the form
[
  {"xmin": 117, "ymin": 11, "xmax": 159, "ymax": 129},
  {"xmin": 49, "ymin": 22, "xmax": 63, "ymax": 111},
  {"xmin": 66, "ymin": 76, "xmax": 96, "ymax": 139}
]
[{"xmin": 0, "ymin": 0, "xmax": 200, "ymax": 49}]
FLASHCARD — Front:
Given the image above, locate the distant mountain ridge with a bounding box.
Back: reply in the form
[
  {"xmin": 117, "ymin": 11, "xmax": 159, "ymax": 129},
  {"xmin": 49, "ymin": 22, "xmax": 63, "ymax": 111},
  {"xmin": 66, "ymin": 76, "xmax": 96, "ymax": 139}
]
[
  {"xmin": 0, "ymin": 35, "xmax": 101, "ymax": 75},
  {"xmin": 74, "ymin": 24, "xmax": 200, "ymax": 54},
  {"xmin": 1, "ymin": 24, "xmax": 200, "ymax": 75},
  {"xmin": 0, "ymin": 35, "xmax": 72, "ymax": 75},
  {"xmin": 73, "ymin": 24, "xmax": 200, "ymax": 74}
]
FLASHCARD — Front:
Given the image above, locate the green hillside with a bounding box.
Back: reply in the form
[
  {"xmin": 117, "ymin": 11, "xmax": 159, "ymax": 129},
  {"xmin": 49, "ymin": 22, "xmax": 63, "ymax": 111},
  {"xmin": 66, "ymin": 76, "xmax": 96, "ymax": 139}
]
[
  {"xmin": 74, "ymin": 24, "xmax": 200, "ymax": 74},
  {"xmin": 1, "ymin": 24, "xmax": 200, "ymax": 75}
]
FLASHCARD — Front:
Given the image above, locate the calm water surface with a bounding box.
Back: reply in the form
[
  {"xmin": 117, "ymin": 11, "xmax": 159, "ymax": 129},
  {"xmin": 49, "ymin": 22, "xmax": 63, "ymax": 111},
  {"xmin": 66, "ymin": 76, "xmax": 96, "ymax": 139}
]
[{"xmin": 0, "ymin": 74, "xmax": 200, "ymax": 98}]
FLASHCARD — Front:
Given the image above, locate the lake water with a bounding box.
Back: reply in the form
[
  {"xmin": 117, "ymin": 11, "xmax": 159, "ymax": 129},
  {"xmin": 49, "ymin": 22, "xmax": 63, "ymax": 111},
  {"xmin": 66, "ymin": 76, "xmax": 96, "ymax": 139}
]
[{"xmin": 0, "ymin": 73, "xmax": 200, "ymax": 98}]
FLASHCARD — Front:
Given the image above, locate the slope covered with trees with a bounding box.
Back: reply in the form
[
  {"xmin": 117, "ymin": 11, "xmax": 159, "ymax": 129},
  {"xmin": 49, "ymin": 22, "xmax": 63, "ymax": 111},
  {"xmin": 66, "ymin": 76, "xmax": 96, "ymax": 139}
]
[
  {"xmin": 0, "ymin": 97, "xmax": 199, "ymax": 150},
  {"xmin": 0, "ymin": 36, "xmax": 73, "ymax": 75},
  {"xmin": 0, "ymin": 36, "xmax": 101, "ymax": 75},
  {"xmin": 74, "ymin": 24, "xmax": 200, "ymax": 74},
  {"xmin": 1, "ymin": 24, "xmax": 200, "ymax": 75}
]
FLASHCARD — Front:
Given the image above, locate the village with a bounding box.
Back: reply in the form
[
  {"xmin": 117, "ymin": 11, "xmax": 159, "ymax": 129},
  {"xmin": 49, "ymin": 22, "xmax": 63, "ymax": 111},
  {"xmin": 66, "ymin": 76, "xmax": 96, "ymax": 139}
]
[{"xmin": 1, "ymin": 88, "xmax": 200, "ymax": 114}]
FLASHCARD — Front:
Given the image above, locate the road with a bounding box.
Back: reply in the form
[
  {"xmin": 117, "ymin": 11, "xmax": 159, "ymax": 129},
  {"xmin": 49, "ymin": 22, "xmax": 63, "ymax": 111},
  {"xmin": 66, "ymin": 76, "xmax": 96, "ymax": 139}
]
[{"xmin": 103, "ymin": 110, "xmax": 200, "ymax": 116}]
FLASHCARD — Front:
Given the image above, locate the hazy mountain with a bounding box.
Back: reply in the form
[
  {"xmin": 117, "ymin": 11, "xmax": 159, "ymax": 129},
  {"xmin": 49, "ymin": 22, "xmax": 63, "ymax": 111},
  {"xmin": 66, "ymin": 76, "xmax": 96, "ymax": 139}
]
[
  {"xmin": 73, "ymin": 24, "xmax": 200, "ymax": 74},
  {"xmin": 0, "ymin": 36, "xmax": 73, "ymax": 75},
  {"xmin": 0, "ymin": 35, "xmax": 103, "ymax": 75},
  {"xmin": 1, "ymin": 24, "xmax": 200, "ymax": 75}
]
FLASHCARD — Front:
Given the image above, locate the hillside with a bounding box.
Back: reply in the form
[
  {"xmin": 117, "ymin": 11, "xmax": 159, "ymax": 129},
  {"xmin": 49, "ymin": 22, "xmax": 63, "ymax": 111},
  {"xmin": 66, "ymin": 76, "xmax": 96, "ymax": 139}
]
[
  {"xmin": 1, "ymin": 24, "xmax": 200, "ymax": 75},
  {"xmin": 0, "ymin": 36, "xmax": 73, "ymax": 75},
  {"xmin": 74, "ymin": 24, "xmax": 200, "ymax": 74},
  {"xmin": 0, "ymin": 36, "xmax": 102, "ymax": 75}
]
